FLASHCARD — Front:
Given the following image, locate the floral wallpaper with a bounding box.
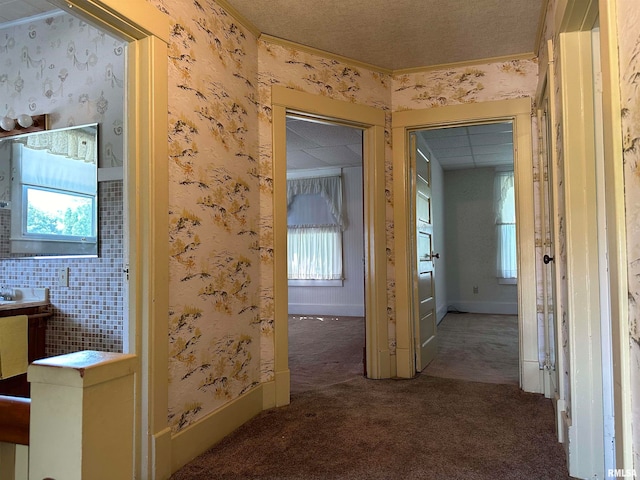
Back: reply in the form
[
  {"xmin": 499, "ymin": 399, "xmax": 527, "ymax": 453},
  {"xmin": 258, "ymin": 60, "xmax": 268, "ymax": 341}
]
[
  {"xmin": 257, "ymin": 41, "xmax": 393, "ymax": 377},
  {"xmin": 617, "ymin": 0, "xmax": 640, "ymax": 466},
  {"xmin": 0, "ymin": 11, "xmax": 125, "ymax": 167},
  {"xmin": 148, "ymin": 0, "xmax": 261, "ymax": 433},
  {"xmin": 145, "ymin": 0, "xmax": 543, "ymax": 435},
  {"xmin": 393, "ymin": 60, "xmax": 538, "ymax": 111}
]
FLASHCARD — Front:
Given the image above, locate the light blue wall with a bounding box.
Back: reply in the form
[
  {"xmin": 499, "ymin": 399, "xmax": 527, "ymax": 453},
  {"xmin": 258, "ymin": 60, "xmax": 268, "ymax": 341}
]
[{"xmin": 444, "ymin": 167, "xmax": 517, "ymax": 314}]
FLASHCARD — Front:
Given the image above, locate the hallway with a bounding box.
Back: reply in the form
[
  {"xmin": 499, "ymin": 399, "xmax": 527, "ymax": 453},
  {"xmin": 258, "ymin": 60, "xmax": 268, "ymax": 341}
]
[{"xmin": 171, "ymin": 314, "xmax": 569, "ymax": 479}]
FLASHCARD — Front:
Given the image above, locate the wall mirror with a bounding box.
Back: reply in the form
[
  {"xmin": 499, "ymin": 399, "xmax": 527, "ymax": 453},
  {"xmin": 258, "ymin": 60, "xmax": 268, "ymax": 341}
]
[{"xmin": 0, "ymin": 124, "xmax": 99, "ymax": 258}]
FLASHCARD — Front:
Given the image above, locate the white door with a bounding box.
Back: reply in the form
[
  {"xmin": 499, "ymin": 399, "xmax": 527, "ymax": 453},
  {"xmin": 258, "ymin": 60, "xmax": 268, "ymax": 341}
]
[
  {"xmin": 410, "ymin": 132, "xmax": 437, "ymax": 371},
  {"xmin": 538, "ymin": 48, "xmax": 566, "ymax": 439},
  {"xmin": 540, "ymin": 95, "xmax": 560, "ymax": 400}
]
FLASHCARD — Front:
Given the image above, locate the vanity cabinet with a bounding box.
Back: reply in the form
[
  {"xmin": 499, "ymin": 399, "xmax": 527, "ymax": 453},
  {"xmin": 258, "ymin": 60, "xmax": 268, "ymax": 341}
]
[{"xmin": 0, "ymin": 303, "xmax": 51, "ymax": 397}]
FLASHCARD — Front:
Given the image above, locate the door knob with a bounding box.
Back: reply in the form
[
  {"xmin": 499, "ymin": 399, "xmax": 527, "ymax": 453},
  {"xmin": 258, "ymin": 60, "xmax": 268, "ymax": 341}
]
[{"xmin": 543, "ymin": 254, "xmax": 554, "ymax": 264}]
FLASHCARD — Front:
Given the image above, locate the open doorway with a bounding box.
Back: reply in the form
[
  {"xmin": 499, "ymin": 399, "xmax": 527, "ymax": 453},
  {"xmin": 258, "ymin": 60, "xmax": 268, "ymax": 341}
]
[
  {"xmin": 392, "ymin": 98, "xmax": 537, "ymax": 391},
  {"xmin": 285, "ymin": 116, "xmax": 366, "ymax": 394},
  {"xmin": 414, "ymin": 122, "xmax": 519, "ymax": 385}
]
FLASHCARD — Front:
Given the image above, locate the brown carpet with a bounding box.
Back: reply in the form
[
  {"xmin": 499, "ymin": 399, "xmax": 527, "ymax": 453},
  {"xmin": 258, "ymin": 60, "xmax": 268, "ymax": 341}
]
[
  {"xmin": 288, "ymin": 315, "xmax": 365, "ymax": 395},
  {"xmin": 424, "ymin": 313, "xmax": 519, "ymax": 385},
  {"xmin": 170, "ymin": 374, "xmax": 570, "ymax": 479}
]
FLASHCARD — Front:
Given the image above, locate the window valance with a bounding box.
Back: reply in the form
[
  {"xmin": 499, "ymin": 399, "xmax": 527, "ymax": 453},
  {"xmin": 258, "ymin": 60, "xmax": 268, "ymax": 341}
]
[
  {"xmin": 20, "ymin": 129, "xmax": 97, "ymax": 164},
  {"xmin": 286, "ymin": 175, "xmax": 346, "ymax": 230}
]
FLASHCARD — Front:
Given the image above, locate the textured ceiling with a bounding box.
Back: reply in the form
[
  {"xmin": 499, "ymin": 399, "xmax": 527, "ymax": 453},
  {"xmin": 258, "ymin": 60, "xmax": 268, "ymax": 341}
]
[{"xmin": 224, "ymin": 0, "xmax": 544, "ymax": 71}]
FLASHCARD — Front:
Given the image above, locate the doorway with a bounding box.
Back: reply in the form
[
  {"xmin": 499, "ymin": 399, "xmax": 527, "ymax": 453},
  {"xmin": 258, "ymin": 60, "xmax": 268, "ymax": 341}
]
[
  {"xmin": 285, "ymin": 116, "xmax": 366, "ymax": 394},
  {"xmin": 412, "ymin": 122, "xmax": 519, "ymax": 384},
  {"xmin": 392, "ymin": 98, "xmax": 538, "ymax": 392},
  {"xmin": 270, "ymin": 86, "xmax": 388, "ymax": 406}
]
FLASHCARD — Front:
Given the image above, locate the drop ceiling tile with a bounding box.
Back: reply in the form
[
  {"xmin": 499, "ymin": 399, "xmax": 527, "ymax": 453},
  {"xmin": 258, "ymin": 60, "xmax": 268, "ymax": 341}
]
[
  {"xmin": 423, "ymin": 135, "xmax": 471, "ymax": 150},
  {"xmin": 287, "ymin": 150, "xmax": 326, "ymax": 170},
  {"xmin": 437, "ymin": 156, "xmax": 475, "ymax": 170},
  {"xmin": 468, "ymin": 132, "xmax": 513, "ymax": 146},
  {"xmin": 431, "ymin": 146, "xmax": 473, "ymax": 158},
  {"xmin": 419, "ymin": 126, "xmax": 468, "ymax": 139},
  {"xmin": 304, "ymin": 145, "xmax": 362, "ymax": 166},
  {"xmin": 287, "ymin": 120, "xmax": 362, "ymax": 147},
  {"xmin": 286, "ymin": 129, "xmax": 320, "ymax": 151},
  {"xmin": 467, "ymin": 123, "xmax": 513, "ymax": 135},
  {"xmin": 473, "ymin": 153, "xmax": 514, "ymax": 166},
  {"xmin": 471, "ymin": 144, "xmax": 514, "ymax": 156}
]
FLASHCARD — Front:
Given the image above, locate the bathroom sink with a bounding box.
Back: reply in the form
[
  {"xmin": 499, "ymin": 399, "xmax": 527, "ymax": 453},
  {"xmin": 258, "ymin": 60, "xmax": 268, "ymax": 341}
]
[{"xmin": 0, "ymin": 288, "xmax": 49, "ymax": 307}]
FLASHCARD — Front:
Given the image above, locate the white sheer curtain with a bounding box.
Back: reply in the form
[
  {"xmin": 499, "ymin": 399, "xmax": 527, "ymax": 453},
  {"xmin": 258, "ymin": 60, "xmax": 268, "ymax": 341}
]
[
  {"xmin": 288, "ymin": 225, "xmax": 342, "ymax": 280},
  {"xmin": 287, "ymin": 175, "xmax": 344, "ymax": 280},
  {"xmin": 495, "ymin": 170, "xmax": 517, "ymax": 279}
]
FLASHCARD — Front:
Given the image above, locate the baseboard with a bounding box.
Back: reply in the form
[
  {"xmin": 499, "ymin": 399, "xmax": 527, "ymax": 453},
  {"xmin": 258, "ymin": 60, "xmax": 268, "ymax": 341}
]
[
  {"xmin": 521, "ymin": 359, "xmax": 543, "ymax": 393},
  {"xmin": 395, "ymin": 348, "xmax": 413, "ymax": 378},
  {"xmin": 555, "ymin": 396, "xmax": 566, "ymax": 443},
  {"xmin": 389, "ymin": 353, "xmax": 397, "ymax": 378},
  {"xmin": 446, "ymin": 301, "xmax": 518, "ymax": 315},
  {"xmin": 562, "ymin": 411, "xmax": 572, "ymax": 475},
  {"xmin": 152, "ymin": 427, "xmax": 172, "ymax": 480},
  {"xmin": 287, "ymin": 303, "xmax": 365, "ymax": 317},
  {"xmin": 436, "ymin": 305, "xmax": 448, "ymax": 324},
  {"xmin": 170, "ymin": 384, "xmax": 263, "ymax": 474}
]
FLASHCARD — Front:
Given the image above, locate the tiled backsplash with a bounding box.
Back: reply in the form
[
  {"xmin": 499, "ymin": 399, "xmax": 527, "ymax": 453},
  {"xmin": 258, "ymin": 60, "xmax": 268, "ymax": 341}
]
[{"xmin": 0, "ymin": 180, "xmax": 124, "ymax": 356}]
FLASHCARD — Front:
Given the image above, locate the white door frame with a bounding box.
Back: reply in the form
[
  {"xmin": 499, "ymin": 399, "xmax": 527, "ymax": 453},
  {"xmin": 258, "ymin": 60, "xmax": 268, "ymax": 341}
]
[
  {"xmin": 392, "ymin": 99, "xmax": 538, "ymax": 392},
  {"xmin": 270, "ymin": 86, "xmax": 389, "ymax": 407}
]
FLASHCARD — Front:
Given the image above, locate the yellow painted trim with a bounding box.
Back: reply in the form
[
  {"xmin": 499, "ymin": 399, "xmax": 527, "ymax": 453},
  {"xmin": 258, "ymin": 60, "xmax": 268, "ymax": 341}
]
[
  {"xmin": 49, "ymin": 0, "xmax": 169, "ymax": 43},
  {"xmin": 51, "ymin": 2, "xmax": 171, "ymax": 479},
  {"xmin": 271, "ymin": 86, "xmax": 388, "ymax": 388},
  {"xmin": 597, "ymin": 0, "xmax": 632, "ymax": 470},
  {"xmin": 215, "ymin": 0, "xmax": 261, "ymax": 38},
  {"xmin": 171, "ymin": 385, "xmax": 263, "ymax": 473},
  {"xmin": 559, "ymin": 27, "xmax": 604, "ymax": 478},
  {"xmin": 392, "ymin": 99, "xmax": 537, "ymax": 390},
  {"xmin": 535, "ymin": 0, "xmax": 551, "ymax": 57},
  {"xmin": 262, "ymin": 34, "xmax": 392, "ymax": 75},
  {"xmin": 261, "ymin": 35, "xmax": 535, "ymax": 77},
  {"xmin": 391, "ymin": 124, "xmax": 414, "ymax": 379},
  {"xmin": 392, "ymin": 52, "xmax": 537, "ymax": 76},
  {"xmin": 271, "ymin": 103, "xmax": 290, "ymax": 407}
]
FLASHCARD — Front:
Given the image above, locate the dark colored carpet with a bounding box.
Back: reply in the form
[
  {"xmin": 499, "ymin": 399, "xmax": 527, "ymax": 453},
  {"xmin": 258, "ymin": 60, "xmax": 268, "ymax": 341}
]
[
  {"xmin": 288, "ymin": 315, "xmax": 365, "ymax": 395},
  {"xmin": 424, "ymin": 313, "xmax": 519, "ymax": 385},
  {"xmin": 170, "ymin": 374, "xmax": 570, "ymax": 480}
]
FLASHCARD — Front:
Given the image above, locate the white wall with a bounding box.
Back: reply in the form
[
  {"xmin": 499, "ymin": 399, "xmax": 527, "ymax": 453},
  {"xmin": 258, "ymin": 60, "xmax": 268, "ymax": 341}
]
[
  {"xmin": 288, "ymin": 165, "xmax": 364, "ymax": 316},
  {"xmin": 444, "ymin": 167, "xmax": 517, "ymax": 314}
]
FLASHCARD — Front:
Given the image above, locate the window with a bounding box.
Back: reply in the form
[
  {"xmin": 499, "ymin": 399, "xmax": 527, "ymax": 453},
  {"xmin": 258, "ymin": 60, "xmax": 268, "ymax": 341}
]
[
  {"xmin": 495, "ymin": 170, "xmax": 517, "ymax": 282},
  {"xmin": 24, "ymin": 186, "xmax": 95, "ymax": 239},
  {"xmin": 10, "ymin": 137, "xmax": 98, "ymax": 255},
  {"xmin": 287, "ymin": 175, "xmax": 345, "ymax": 284}
]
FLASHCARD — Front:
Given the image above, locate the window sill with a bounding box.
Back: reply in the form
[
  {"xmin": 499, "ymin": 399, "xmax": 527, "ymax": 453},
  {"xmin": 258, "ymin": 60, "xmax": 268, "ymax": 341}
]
[
  {"xmin": 498, "ymin": 277, "xmax": 517, "ymax": 285},
  {"xmin": 288, "ymin": 279, "xmax": 343, "ymax": 287}
]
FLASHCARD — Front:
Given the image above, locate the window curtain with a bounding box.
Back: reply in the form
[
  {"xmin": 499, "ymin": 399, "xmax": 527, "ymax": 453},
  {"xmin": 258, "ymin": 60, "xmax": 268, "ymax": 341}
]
[
  {"xmin": 287, "ymin": 175, "xmax": 345, "ymax": 280},
  {"xmin": 287, "ymin": 175, "xmax": 346, "ymax": 230},
  {"xmin": 495, "ymin": 170, "xmax": 517, "ymax": 279},
  {"xmin": 288, "ymin": 226, "xmax": 342, "ymax": 280},
  {"xmin": 23, "ymin": 128, "xmax": 97, "ymax": 164}
]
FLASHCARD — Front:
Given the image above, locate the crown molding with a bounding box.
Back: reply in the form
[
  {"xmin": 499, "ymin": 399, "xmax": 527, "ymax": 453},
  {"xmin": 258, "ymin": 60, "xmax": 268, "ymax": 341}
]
[
  {"xmin": 215, "ymin": 0, "xmax": 261, "ymax": 38},
  {"xmin": 260, "ymin": 34, "xmax": 393, "ymax": 75},
  {"xmin": 392, "ymin": 52, "xmax": 537, "ymax": 76},
  {"xmin": 218, "ymin": 1, "xmax": 538, "ymax": 77}
]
